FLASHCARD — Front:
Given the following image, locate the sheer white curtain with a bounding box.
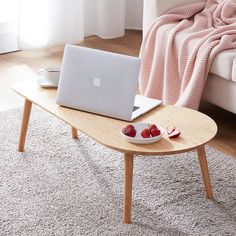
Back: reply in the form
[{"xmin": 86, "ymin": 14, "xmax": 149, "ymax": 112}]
[
  {"xmin": 0, "ymin": 0, "xmax": 19, "ymax": 53},
  {"xmin": 19, "ymin": 0, "xmax": 143, "ymax": 49},
  {"xmin": 126, "ymin": 0, "xmax": 143, "ymax": 30}
]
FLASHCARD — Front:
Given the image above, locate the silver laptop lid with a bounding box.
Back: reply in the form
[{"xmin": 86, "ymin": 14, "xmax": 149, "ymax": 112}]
[{"xmin": 56, "ymin": 45, "xmax": 141, "ymax": 120}]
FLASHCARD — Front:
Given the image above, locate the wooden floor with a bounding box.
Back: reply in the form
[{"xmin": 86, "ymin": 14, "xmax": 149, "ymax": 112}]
[{"xmin": 0, "ymin": 30, "xmax": 235, "ymax": 159}]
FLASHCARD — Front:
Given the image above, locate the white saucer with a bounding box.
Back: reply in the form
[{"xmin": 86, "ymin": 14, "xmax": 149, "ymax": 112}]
[
  {"xmin": 121, "ymin": 123, "xmax": 164, "ymax": 144},
  {"xmin": 36, "ymin": 76, "xmax": 58, "ymax": 88}
]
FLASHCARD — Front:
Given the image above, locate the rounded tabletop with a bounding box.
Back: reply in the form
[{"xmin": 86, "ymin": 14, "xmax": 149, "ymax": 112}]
[
  {"xmin": 99, "ymin": 105, "xmax": 218, "ymax": 155},
  {"xmin": 12, "ymin": 81, "xmax": 218, "ymax": 156}
]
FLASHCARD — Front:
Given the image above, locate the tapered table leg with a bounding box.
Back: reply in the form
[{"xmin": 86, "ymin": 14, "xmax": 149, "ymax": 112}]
[
  {"xmin": 18, "ymin": 99, "xmax": 32, "ymax": 152},
  {"xmin": 123, "ymin": 153, "xmax": 134, "ymax": 224},
  {"xmin": 71, "ymin": 127, "xmax": 78, "ymax": 139},
  {"xmin": 197, "ymin": 145, "xmax": 213, "ymax": 199}
]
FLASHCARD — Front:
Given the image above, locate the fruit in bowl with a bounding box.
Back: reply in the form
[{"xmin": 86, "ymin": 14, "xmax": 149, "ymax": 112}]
[
  {"xmin": 140, "ymin": 128, "xmax": 150, "ymax": 138},
  {"xmin": 121, "ymin": 123, "xmax": 164, "ymax": 144},
  {"xmin": 140, "ymin": 123, "xmax": 161, "ymax": 138},
  {"xmin": 122, "ymin": 124, "xmax": 136, "ymax": 137},
  {"xmin": 148, "ymin": 124, "xmax": 158, "ymax": 131},
  {"xmin": 149, "ymin": 123, "xmax": 161, "ymax": 137},
  {"xmin": 150, "ymin": 128, "xmax": 161, "ymax": 137}
]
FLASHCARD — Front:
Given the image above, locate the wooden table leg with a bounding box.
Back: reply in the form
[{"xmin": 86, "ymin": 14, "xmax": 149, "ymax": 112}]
[
  {"xmin": 197, "ymin": 145, "xmax": 213, "ymax": 199},
  {"xmin": 123, "ymin": 153, "xmax": 134, "ymax": 224},
  {"xmin": 71, "ymin": 127, "xmax": 78, "ymax": 139},
  {"xmin": 18, "ymin": 99, "xmax": 32, "ymax": 152}
]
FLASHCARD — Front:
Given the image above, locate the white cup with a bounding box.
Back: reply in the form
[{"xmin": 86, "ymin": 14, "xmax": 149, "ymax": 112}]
[{"xmin": 37, "ymin": 67, "xmax": 60, "ymax": 87}]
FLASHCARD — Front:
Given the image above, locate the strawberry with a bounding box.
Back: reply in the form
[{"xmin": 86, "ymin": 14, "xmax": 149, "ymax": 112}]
[
  {"xmin": 122, "ymin": 125, "xmax": 136, "ymax": 137},
  {"xmin": 126, "ymin": 125, "xmax": 135, "ymax": 130},
  {"xmin": 168, "ymin": 129, "xmax": 180, "ymax": 138},
  {"xmin": 148, "ymin": 123, "xmax": 158, "ymax": 131},
  {"xmin": 141, "ymin": 128, "xmax": 151, "ymax": 138},
  {"xmin": 150, "ymin": 128, "xmax": 161, "ymax": 137},
  {"xmin": 167, "ymin": 125, "xmax": 176, "ymax": 135},
  {"xmin": 127, "ymin": 128, "xmax": 136, "ymax": 137}
]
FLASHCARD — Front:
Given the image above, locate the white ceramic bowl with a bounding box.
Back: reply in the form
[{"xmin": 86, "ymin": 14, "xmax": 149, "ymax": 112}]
[{"xmin": 121, "ymin": 123, "xmax": 164, "ymax": 144}]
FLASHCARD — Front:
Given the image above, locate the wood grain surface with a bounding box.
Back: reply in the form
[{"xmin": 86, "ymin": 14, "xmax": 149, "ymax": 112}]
[{"xmin": 12, "ymin": 80, "xmax": 217, "ymax": 155}]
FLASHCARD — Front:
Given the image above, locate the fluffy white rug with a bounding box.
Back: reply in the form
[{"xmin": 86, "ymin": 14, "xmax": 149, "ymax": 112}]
[{"xmin": 0, "ymin": 107, "xmax": 235, "ymax": 235}]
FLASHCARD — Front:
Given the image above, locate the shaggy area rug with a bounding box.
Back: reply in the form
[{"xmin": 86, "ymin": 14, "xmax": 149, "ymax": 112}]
[{"xmin": 0, "ymin": 107, "xmax": 235, "ymax": 236}]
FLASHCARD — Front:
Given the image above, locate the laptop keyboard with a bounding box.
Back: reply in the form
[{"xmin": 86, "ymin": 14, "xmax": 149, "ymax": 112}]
[{"xmin": 133, "ymin": 106, "xmax": 140, "ymax": 112}]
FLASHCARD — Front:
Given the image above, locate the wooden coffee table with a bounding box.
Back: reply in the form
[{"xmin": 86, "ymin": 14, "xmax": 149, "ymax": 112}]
[{"xmin": 12, "ymin": 80, "xmax": 217, "ymax": 224}]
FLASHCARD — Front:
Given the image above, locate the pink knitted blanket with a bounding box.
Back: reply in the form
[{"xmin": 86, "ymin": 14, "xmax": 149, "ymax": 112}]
[{"xmin": 139, "ymin": 0, "xmax": 236, "ymax": 109}]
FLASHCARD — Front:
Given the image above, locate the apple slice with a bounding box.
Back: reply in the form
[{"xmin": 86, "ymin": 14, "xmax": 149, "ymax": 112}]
[
  {"xmin": 167, "ymin": 125, "xmax": 176, "ymax": 135},
  {"xmin": 168, "ymin": 129, "xmax": 180, "ymax": 138}
]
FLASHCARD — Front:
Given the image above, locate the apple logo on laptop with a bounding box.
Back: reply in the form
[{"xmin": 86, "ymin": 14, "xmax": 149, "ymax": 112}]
[{"xmin": 93, "ymin": 77, "xmax": 101, "ymax": 87}]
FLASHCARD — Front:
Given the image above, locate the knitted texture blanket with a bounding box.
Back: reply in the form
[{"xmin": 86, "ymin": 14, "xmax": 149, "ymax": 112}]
[{"xmin": 139, "ymin": 0, "xmax": 236, "ymax": 109}]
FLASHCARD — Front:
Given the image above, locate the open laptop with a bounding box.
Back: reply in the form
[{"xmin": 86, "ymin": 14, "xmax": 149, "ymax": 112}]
[{"xmin": 56, "ymin": 45, "xmax": 162, "ymax": 121}]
